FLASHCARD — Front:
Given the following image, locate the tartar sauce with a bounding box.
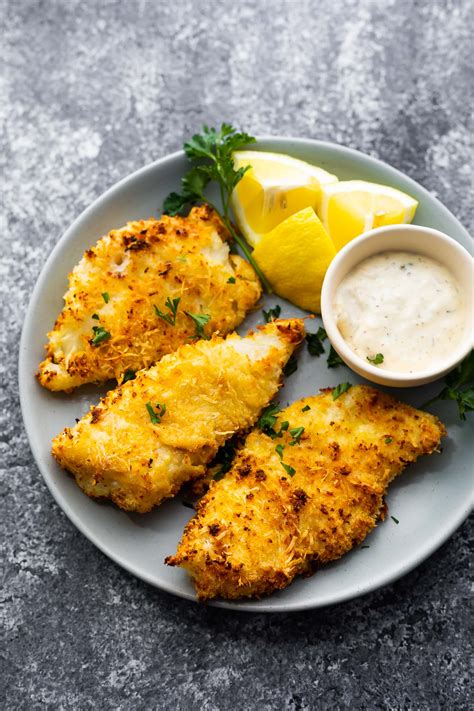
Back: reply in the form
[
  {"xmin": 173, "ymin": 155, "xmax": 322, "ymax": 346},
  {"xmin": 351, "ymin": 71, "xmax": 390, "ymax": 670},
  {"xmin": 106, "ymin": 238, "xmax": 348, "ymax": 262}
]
[{"xmin": 334, "ymin": 251, "xmax": 466, "ymax": 373}]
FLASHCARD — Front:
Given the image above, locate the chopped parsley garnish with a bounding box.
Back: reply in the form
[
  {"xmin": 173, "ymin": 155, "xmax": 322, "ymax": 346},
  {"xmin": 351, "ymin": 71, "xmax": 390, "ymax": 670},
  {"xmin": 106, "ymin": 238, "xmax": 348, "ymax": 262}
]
[
  {"xmin": 146, "ymin": 402, "xmax": 166, "ymax": 424},
  {"xmin": 385, "ymin": 436, "xmax": 393, "ymax": 444},
  {"xmin": 263, "ymin": 304, "xmax": 281, "ymax": 323},
  {"xmin": 332, "ymin": 382, "xmax": 352, "ymax": 400},
  {"xmin": 227, "ymin": 276, "xmax": 236, "ymax": 284},
  {"xmin": 92, "ymin": 313, "xmax": 100, "ymax": 320},
  {"xmin": 275, "ymin": 443, "xmax": 285, "ymax": 459},
  {"xmin": 281, "ymin": 462, "xmax": 296, "ymax": 477},
  {"xmin": 391, "ymin": 515, "xmax": 399, "ymax": 524},
  {"xmin": 122, "ymin": 369, "xmax": 136, "ymax": 384},
  {"xmin": 154, "ymin": 296, "xmax": 181, "ymax": 326},
  {"xmin": 283, "ymin": 354, "xmax": 298, "ymax": 377},
  {"xmin": 90, "ymin": 326, "xmax": 111, "ymax": 346},
  {"xmin": 306, "ymin": 327, "xmax": 327, "ymax": 357},
  {"xmin": 327, "ymin": 346, "xmax": 344, "ymax": 368},
  {"xmin": 422, "ymin": 350, "xmax": 474, "ymax": 421},
  {"xmin": 257, "ymin": 403, "xmax": 281, "ymax": 437},
  {"xmin": 289, "ymin": 426, "xmax": 305, "ymax": 446},
  {"xmin": 279, "ymin": 420, "xmax": 289, "ymax": 432},
  {"xmin": 302, "ymin": 405, "xmax": 311, "ymax": 412},
  {"xmin": 102, "ymin": 292, "xmax": 110, "ymax": 303},
  {"xmin": 367, "ymin": 353, "xmax": 384, "ymax": 365},
  {"xmin": 162, "ymin": 123, "xmax": 270, "ymax": 291},
  {"xmin": 186, "ymin": 311, "xmax": 211, "ymax": 339}
]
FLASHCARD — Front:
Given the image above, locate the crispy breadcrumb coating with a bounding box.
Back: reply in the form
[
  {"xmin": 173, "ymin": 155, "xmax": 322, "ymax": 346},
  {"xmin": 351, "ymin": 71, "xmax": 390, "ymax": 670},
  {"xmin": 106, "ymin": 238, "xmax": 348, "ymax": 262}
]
[
  {"xmin": 166, "ymin": 385, "xmax": 446, "ymax": 600},
  {"xmin": 38, "ymin": 205, "xmax": 261, "ymax": 391},
  {"xmin": 51, "ymin": 319, "xmax": 305, "ymax": 513}
]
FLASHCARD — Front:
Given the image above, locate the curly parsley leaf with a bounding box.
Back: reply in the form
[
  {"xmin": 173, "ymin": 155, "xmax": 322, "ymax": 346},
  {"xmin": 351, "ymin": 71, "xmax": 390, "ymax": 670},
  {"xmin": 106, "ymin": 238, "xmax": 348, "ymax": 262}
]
[
  {"xmin": 423, "ymin": 351, "xmax": 474, "ymax": 421},
  {"xmin": 327, "ymin": 345, "xmax": 344, "ymax": 368},
  {"xmin": 283, "ymin": 354, "xmax": 298, "ymax": 378},
  {"xmin": 306, "ymin": 327, "xmax": 327, "ymax": 356},
  {"xmin": 122, "ymin": 369, "xmax": 136, "ymax": 384},
  {"xmin": 162, "ymin": 192, "xmax": 196, "ymax": 217},
  {"xmin": 262, "ymin": 304, "xmax": 281, "ymax": 323},
  {"xmin": 332, "ymin": 382, "xmax": 352, "ymax": 400},
  {"xmin": 258, "ymin": 403, "xmax": 281, "ymax": 437},
  {"xmin": 186, "ymin": 311, "xmax": 211, "ymax": 339},
  {"xmin": 211, "ymin": 436, "xmax": 239, "ymax": 481}
]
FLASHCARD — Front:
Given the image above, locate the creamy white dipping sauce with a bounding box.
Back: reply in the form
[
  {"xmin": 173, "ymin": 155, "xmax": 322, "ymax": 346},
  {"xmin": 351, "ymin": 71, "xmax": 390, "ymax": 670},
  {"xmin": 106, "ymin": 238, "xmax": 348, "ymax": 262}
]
[{"xmin": 334, "ymin": 251, "xmax": 466, "ymax": 373}]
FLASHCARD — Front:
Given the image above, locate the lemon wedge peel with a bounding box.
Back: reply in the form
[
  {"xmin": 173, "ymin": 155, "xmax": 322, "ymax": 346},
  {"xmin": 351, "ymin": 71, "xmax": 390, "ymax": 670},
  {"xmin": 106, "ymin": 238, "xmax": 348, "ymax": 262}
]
[
  {"xmin": 320, "ymin": 180, "xmax": 418, "ymax": 251},
  {"xmin": 252, "ymin": 207, "xmax": 337, "ymax": 313},
  {"xmin": 231, "ymin": 151, "xmax": 338, "ymax": 246}
]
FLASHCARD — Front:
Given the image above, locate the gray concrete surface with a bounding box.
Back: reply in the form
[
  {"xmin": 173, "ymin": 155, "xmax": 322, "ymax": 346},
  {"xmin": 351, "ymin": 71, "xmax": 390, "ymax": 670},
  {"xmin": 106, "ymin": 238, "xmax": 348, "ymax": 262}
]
[{"xmin": 2, "ymin": 0, "xmax": 473, "ymax": 709}]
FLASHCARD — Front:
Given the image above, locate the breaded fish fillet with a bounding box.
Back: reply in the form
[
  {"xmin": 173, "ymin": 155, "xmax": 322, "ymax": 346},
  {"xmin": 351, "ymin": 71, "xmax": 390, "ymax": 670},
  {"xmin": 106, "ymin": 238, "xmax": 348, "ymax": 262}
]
[
  {"xmin": 52, "ymin": 319, "xmax": 305, "ymax": 513},
  {"xmin": 38, "ymin": 205, "xmax": 261, "ymax": 391},
  {"xmin": 166, "ymin": 385, "xmax": 445, "ymax": 600}
]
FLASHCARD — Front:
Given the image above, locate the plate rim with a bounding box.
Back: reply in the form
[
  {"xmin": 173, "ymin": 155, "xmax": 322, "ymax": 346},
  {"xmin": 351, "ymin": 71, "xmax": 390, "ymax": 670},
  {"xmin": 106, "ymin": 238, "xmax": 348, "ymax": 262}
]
[{"xmin": 19, "ymin": 136, "xmax": 473, "ymax": 612}]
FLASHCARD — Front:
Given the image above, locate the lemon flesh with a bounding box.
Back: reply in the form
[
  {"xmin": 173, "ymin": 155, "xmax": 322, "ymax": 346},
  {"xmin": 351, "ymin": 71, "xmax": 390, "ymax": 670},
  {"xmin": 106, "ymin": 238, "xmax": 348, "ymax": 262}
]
[
  {"xmin": 232, "ymin": 151, "xmax": 338, "ymax": 246},
  {"xmin": 320, "ymin": 180, "xmax": 418, "ymax": 251},
  {"xmin": 253, "ymin": 207, "xmax": 336, "ymax": 313}
]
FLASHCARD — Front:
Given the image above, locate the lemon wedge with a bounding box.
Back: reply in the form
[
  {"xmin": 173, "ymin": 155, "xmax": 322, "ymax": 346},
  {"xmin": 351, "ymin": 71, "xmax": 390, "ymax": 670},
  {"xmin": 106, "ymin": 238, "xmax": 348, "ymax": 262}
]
[
  {"xmin": 320, "ymin": 180, "xmax": 418, "ymax": 251},
  {"xmin": 231, "ymin": 151, "xmax": 338, "ymax": 246},
  {"xmin": 252, "ymin": 207, "xmax": 336, "ymax": 313}
]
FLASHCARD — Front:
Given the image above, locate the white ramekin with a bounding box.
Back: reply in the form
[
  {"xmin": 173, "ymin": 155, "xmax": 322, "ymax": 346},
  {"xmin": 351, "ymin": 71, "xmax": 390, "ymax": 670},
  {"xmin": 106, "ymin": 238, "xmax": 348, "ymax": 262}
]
[{"xmin": 321, "ymin": 224, "xmax": 473, "ymax": 387}]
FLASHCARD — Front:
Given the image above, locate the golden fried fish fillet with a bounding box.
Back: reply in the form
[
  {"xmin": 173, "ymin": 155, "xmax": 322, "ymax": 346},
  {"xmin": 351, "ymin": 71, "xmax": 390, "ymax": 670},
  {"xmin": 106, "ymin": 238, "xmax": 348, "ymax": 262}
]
[
  {"xmin": 38, "ymin": 205, "xmax": 261, "ymax": 391},
  {"xmin": 166, "ymin": 385, "xmax": 446, "ymax": 600},
  {"xmin": 52, "ymin": 319, "xmax": 305, "ymax": 513}
]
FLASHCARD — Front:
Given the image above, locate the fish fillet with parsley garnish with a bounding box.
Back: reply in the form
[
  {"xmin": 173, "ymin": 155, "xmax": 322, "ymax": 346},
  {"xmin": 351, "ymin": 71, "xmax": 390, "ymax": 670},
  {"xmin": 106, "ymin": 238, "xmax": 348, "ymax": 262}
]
[
  {"xmin": 38, "ymin": 205, "xmax": 261, "ymax": 391},
  {"xmin": 51, "ymin": 319, "xmax": 305, "ymax": 513},
  {"xmin": 166, "ymin": 385, "xmax": 445, "ymax": 600}
]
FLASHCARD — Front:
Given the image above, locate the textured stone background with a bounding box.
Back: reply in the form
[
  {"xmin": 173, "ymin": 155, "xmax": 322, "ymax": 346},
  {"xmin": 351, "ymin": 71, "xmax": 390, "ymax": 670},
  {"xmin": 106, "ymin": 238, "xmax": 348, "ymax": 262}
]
[{"xmin": 2, "ymin": 0, "xmax": 473, "ymax": 709}]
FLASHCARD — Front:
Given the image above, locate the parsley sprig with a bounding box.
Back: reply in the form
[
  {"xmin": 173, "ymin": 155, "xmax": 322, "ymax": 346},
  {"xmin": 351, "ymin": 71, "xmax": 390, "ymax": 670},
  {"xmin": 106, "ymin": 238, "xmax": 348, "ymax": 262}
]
[
  {"xmin": 423, "ymin": 351, "xmax": 474, "ymax": 421},
  {"xmin": 154, "ymin": 296, "xmax": 181, "ymax": 326},
  {"xmin": 163, "ymin": 124, "xmax": 271, "ymax": 291}
]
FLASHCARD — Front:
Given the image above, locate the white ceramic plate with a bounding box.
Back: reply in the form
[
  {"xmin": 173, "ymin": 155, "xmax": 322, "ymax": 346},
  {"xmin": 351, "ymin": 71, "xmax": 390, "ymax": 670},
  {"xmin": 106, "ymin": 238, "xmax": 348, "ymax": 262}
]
[{"xmin": 19, "ymin": 138, "xmax": 473, "ymax": 612}]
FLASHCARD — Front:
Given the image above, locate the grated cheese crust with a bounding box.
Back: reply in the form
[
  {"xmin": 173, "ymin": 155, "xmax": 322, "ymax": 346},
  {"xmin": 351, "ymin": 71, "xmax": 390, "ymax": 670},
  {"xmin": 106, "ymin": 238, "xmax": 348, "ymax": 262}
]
[
  {"xmin": 166, "ymin": 385, "xmax": 446, "ymax": 600},
  {"xmin": 38, "ymin": 205, "xmax": 262, "ymax": 391},
  {"xmin": 51, "ymin": 319, "xmax": 305, "ymax": 512}
]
